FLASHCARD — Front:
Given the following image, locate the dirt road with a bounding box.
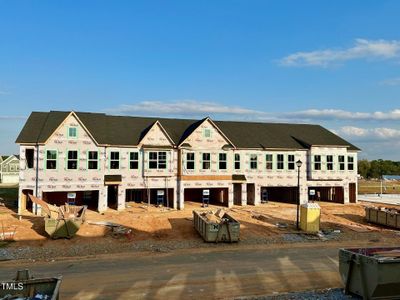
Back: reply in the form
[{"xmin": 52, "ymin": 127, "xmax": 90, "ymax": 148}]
[{"xmin": 0, "ymin": 242, "xmax": 364, "ymax": 300}]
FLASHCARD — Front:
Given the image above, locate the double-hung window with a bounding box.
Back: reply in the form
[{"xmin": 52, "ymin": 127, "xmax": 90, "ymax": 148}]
[
  {"xmin": 234, "ymin": 154, "xmax": 240, "ymax": 170},
  {"xmin": 250, "ymin": 154, "xmax": 258, "ymax": 170},
  {"xmin": 130, "ymin": 152, "xmax": 139, "ymax": 169},
  {"xmin": 277, "ymin": 154, "xmax": 284, "ymax": 170},
  {"xmin": 203, "ymin": 128, "xmax": 212, "ymax": 138},
  {"xmin": 68, "ymin": 127, "xmax": 77, "ymax": 138},
  {"xmin": 186, "ymin": 153, "xmax": 195, "ymax": 170},
  {"xmin": 67, "ymin": 150, "xmax": 78, "ymax": 170},
  {"xmin": 288, "ymin": 155, "xmax": 295, "ymax": 170},
  {"xmin": 327, "ymin": 155, "xmax": 334, "ymax": 171},
  {"xmin": 266, "ymin": 154, "xmax": 273, "ymax": 170},
  {"xmin": 314, "ymin": 155, "xmax": 321, "ymax": 170},
  {"xmin": 219, "ymin": 153, "xmax": 227, "ymax": 170},
  {"xmin": 88, "ymin": 151, "xmax": 98, "ymax": 170},
  {"xmin": 202, "ymin": 153, "xmax": 211, "ymax": 169},
  {"xmin": 339, "ymin": 155, "xmax": 345, "ymax": 170},
  {"xmin": 348, "ymin": 156, "xmax": 354, "ymax": 171},
  {"xmin": 149, "ymin": 151, "xmax": 167, "ymax": 169},
  {"xmin": 46, "ymin": 150, "xmax": 57, "ymax": 169},
  {"xmin": 110, "ymin": 151, "xmax": 120, "ymax": 169}
]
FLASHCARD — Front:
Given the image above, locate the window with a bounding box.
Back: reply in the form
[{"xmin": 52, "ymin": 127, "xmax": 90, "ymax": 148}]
[
  {"xmin": 266, "ymin": 154, "xmax": 273, "ymax": 170},
  {"xmin": 130, "ymin": 152, "xmax": 139, "ymax": 169},
  {"xmin": 110, "ymin": 151, "xmax": 120, "ymax": 169},
  {"xmin": 327, "ymin": 155, "xmax": 334, "ymax": 171},
  {"xmin": 46, "ymin": 150, "xmax": 57, "ymax": 169},
  {"xmin": 88, "ymin": 151, "xmax": 98, "ymax": 170},
  {"xmin": 67, "ymin": 150, "xmax": 78, "ymax": 170},
  {"xmin": 339, "ymin": 155, "xmax": 345, "ymax": 170},
  {"xmin": 68, "ymin": 127, "xmax": 77, "ymax": 138},
  {"xmin": 314, "ymin": 155, "xmax": 321, "ymax": 170},
  {"xmin": 348, "ymin": 156, "xmax": 354, "ymax": 171},
  {"xmin": 202, "ymin": 153, "xmax": 211, "ymax": 169},
  {"xmin": 250, "ymin": 154, "xmax": 258, "ymax": 169},
  {"xmin": 277, "ymin": 154, "xmax": 284, "ymax": 170},
  {"xmin": 148, "ymin": 151, "xmax": 167, "ymax": 169},
  {"xmin": 26, "ymin": 148, "xmax": 34, "ymax": 169},
  {"xmin": 234, "ymin": 154, "xmax": 240, "ymax": 170},
  {"xmin": 288, "ymin": 155, "xmax": 295, "ymax": 170},
  {"xmin": 203, "ymin": 128, "xmax": 211, "ymax": 138},
  {"xmin": 219, "ymin": 153, "xmax": 227, "ymax": 170},
  {"xmin": 186, "ymin": 152, "xmax": 195, "ymax": 170}
]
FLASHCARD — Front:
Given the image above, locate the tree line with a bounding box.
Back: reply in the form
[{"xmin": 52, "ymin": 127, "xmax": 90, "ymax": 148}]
[{"xmin": 358, "ymin": 159, "xmax": 400, "ymax": 179}]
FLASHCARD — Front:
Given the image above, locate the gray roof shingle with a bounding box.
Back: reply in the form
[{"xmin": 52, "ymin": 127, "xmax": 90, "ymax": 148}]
[{"xmin": 15, "ymin": 111, "xmax": 360, "ymax": 151}]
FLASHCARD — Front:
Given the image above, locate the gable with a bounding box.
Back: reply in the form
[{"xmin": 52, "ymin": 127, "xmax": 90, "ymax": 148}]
[
  {"xmin": 45, "ymin": 113, "xmax": 97, "ymax": 147},
  {"xmin": 139, "ymin": 122, "xmax": 173, "ymax": 147},
  {"xmin": 181, "ymin": 119, "xmax": 233, "ymax": 150}
]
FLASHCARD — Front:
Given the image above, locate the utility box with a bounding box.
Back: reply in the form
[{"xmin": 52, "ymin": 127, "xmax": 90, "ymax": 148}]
[{"xmin": 300, "ymin": 202, "xmax": 321, "ymax": 232}]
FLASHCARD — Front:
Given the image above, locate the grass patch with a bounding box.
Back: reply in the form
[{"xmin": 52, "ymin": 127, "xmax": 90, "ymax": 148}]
[{"xmin": 358, "ymin": 180, "xmax": 400, "ymax": 194}]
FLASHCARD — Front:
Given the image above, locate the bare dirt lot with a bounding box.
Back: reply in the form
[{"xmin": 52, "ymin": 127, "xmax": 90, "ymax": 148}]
[{"xmin": 1, "ymin": 199, "xmax": 399, "ymax": 261}]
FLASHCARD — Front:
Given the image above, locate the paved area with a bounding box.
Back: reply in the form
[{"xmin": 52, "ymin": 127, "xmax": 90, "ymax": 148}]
[
  {"xmin": 358, "ymin": 194, "xmax": 400, "ymax": 206},
  {"xmin": 0, "ymin": 243, "xmax": 350, "ymax": 300}
]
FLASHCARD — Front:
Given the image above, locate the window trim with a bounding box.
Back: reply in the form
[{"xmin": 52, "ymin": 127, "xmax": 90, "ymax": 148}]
[
  {"xmin": 287, "ymin": 154, "xmax": 295, "ymax": 170},
  {"xmin": 25, "ymin": 148, "xmax": 34, "ymax": 169},
  {"xmin": 186, "ymin": 152, "xmax": 195, "ymax": 170},
  {"xmin": 347, "ymin": 155, "xmax": 354, "ymax": 171},
  {"xmin": 129, "ymin": 151, "xmax": 139, "ymax": 170},
  {"xmin": 250, "ymin": 154, "xmax": 258, "ymax": 170},
  {"xmin": 202, "ymin": 152, "xmax": 211, "ymax": 170},
  {"xmin": 45, "ymin": 149, "xmax": 58, "ymax": 170},
  {"xmin": 203, "ymin": 128, "xmax": 212, "ymax": 138},
  {"xmin": 109, "ymin": 151, "xmax": 120, "ymax": 170},
  {"xmin": 266, "ymin": 154, "xmax": 273, "ymax": 170},
  {"xmin": 326, "ymin": 155, "xmax": 334, "ymax": 171},
  {"xmin": 87, "ymin": 150, "xmax": 99, "ymax": 170},
  {"xmin": 277, "ymin": 154, "xmax": 285, "ymax": 170},
  {"xmin": 314, "ymin": 155, "xmax": 322, "ymax": 171},
  {"xmin": 234, "ymin": 153, "xmax": 240, "ymax": 170},
  {"xmin": 218, "ymin": 153, "xmax": 227, "ymax": 170},
  {"xmin": 148, "ymin": 151, "xmax": 168, "ymax": 170},
  {"xmin": 67, "ymin": 126, "xmax": 78, "ymax": 139},
  {"xmin": 338, "ymin": 155, "xmax": 346, "ymax": 171},
  {"xmin": 66, "ymin": 149, "xmax": 79, "ymax": 170}
]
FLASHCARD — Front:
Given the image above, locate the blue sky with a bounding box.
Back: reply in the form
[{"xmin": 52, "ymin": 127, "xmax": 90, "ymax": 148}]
[{"xmin": 1, "ymin": 1, "xmax": 400, "ymax": 159}]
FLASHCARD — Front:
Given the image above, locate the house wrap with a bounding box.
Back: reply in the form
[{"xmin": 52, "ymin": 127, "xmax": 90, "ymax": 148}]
[{"xmin": 15, "ymin": 111, "xmax": 360, "ymax": 214}]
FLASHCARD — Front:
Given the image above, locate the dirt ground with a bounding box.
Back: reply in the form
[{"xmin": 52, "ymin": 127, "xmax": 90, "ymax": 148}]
[{"xmin": 1, "ymin": 199, "xmax": 399, "ymax": 260}]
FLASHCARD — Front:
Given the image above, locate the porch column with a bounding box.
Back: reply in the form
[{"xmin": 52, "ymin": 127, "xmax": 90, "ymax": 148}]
[
  {"xmin": 241, "ymin": 183, "xmax": 247, "ymax": 206},
  {"xmin": 98, "ymin": 186, "xmax": 108, "ymax": 212},
  {"xmin": 117, "ymin": 186, "xmax": 125, "ymax": 211},
  {"xmin": 228, "ymin": 183, "xmax": 234, "ymax": 208},
  {"xmin": 254, "ymin": 184, "xmax": 261, "ymax": 206}
]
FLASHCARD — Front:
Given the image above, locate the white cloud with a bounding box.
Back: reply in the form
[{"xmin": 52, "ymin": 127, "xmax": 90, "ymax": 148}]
[
  {"xmin": 105, "ymin": 100, "xmax": 263, "ymax": 117},
  {"xmin": 380, "ymin": 77, "xmax": 400, "ymax": 86},
  {"xmin": 284, "ymin": 108, "xmax": 400, "ymax": 121},
  {"xmin": 336, "ymin": 126, "xmax": 400, "ymax": 139},
  {"xmin": 280, "ymin": 39, "xmax": 400, "ymax": 67}
]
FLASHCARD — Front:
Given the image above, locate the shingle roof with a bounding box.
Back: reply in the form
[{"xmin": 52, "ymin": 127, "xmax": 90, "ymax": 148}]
[{"xmin": 15, "ymin": 111, "xmax": 360, "ymax": 151}]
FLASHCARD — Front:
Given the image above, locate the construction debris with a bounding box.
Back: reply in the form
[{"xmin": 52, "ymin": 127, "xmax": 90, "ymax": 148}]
[{"xmin": 87, "ymin": 220, "xmax": 133, "ymax": 240}]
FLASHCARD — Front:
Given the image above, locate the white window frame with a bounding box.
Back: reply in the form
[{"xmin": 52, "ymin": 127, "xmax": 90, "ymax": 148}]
[
  {"xmin": 46, "ymin": 150, "xmax": 57, "ymax": 170},
  {"xmin": 202, "ymin": 153, "xmax": 211, "ymax": 170},
  {"xmin": 148, "ymin": 151, "xmax": 167, "ymax": 169},
  {"xmin": 327, "ymin": 155, "xmax": 334, "ymax": 171},
  {"xmin": 314, "ymin": 155, "xmax": 322, "ymax": 171},
  {"xmin": 277, "ymin": 154, "xmax": 284, "ymax": 170},
  {"xmin": 67, "ymin": 150, "xmax": 78, "ymax": 170},
  {"xmin": 130, "ymin": 152, "xmax": 139, "ymax": 170},
  {"xmin": 186, "ymin": 152, "xmax": 195, "ymax": 170},
  {"xmin": 266, "ymin": 154, "xmax": 273, "ymax": 170},
  {"xmin": 250, "ymin": 154, "xmax": 258, "ymax": 170},
  {"xmin": 234, "ymin": 153, "xmax": 240, "ymax": 170},
  {"xmin": 348, "ymin": 156, "xmax": 354, "ymax": 171},
  {"xmin": 88, "ymin": 151, "xmax": 99, "ymax": 170},
  {"xmin": 339, "ymin": 155, "xmax": 345, "ymax": 171},
  {"xmin": 288, "ymin": 154, "xmax": 295, "ymax": 170},
  {"xmin": 219, "ymin": 153, "xmax": 227, "ymax": 170},
  {"xmin": 110, "ymin": 151, "xmax": 120, "ymax": 169}
]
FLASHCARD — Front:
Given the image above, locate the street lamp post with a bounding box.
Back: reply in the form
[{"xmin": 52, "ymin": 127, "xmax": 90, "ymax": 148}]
[{"xmin": 296, "ymin": 160, "xmax": 303, "ymax": 230}]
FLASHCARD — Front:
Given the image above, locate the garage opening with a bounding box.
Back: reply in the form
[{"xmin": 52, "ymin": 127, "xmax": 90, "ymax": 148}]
[
  {"xmin": 308, "ymin": 186, "xmax": 344, "ymax": 203},
  {"xmin": 263, "ymin": 187, "xmax": 298, "ymax": 204},
  {"xmin": 21, "ymin": 189, "xmax": 33, "ymax": 212},
  {"xmin": 42, "ymin": 190, "xmax": 99, "ymax": 210},
  {"xmin": 233, "ymin": 184, "xmax": 242, "ymax": 205},
  {"xmin": 184, "ymin": 188, "xmax": 229, "ymax": 207},
  {"xmin": 125, "ymin": 188, "xmax": 174, "ymax": 208}
]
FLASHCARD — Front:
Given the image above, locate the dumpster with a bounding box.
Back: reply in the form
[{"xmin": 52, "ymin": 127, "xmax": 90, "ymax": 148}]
[
  {"xmin": 193, "ymin": 210, "xmax": 240, "ymax": 242},
  {"xmin": 339, "ymin": 247, "xmax": 400, "ymax": 299},
  {"xmin": 300, "ymin": 202, "xmax": 320, "ymax": 232},
  {"xmin": 0, "ymin": 270, "xmax": 62, "ymax": 300},
  {"xmin": 365, "ymin": 206, "xmax": 400, "ymax": 229},
  {"xmin": 29, "ymin": 195, "xmax": 87, "ymax": 239}
]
